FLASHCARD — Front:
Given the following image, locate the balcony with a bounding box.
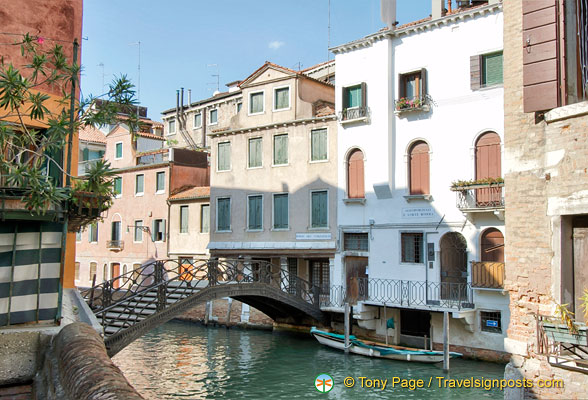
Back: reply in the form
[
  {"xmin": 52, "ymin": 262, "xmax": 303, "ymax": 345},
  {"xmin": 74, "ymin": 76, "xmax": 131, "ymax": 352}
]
[
  {"xmin": 136, "ymin": 149, "xmax": 169, "ymax": 166},
  {"xmin": 321, "ymin": 277, "xmax": 474, "ymax": 311},
  {"xmin": 537, "ymin": 314, "xmax": 588, "ymax": 374},
  {"xmin": 394, "ymin": 96, "xmax": 432, "ymax": 116},
  {"xmin": 339, "ymin": 106, "xmax": 370, "ymax": 125},
  {"xmin": 451, "ymin": 181, "xmax": 504, "ymax": 220},
  {"xmin": 471, "ymin": 261, "xmax": 505, "ymax": 289},
  {"xmin": 107, "ymin": 240, "xmax": 124, "ymax": 251}
]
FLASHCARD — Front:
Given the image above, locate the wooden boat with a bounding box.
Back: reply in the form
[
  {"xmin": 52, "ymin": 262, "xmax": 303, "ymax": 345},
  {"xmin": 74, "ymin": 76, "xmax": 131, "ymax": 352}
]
[{"xmin": 310, "ymin": 327, "xmax": 462, "ymax": 363}]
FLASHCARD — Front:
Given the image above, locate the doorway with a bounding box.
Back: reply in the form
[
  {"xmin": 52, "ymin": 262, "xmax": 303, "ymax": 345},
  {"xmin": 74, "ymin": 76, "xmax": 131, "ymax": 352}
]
[
  {"xmin": 400, "ymin": 309, "xmax": 431, "ymax": 348},
  {"xmin": 573, "ymin": 216, "xmax": 588, "ymax": 323},
  {"xmin": 440, "ymin": 232, "xmax": 468, "ymax": 301},
  {"xmin": 345, "ymin": 256, "xmax": 368, "ymax": 303},
  {"xmin": 111, "ymin": 262, "xmax": 120, "ymax": 289}
]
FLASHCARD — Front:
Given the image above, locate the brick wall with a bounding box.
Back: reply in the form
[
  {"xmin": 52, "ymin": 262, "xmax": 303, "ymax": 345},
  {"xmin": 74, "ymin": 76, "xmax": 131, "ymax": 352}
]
[
  {"xmin": 503, "ymin": 0, "xmax": 588, "ymax": 398},
  {"xmin": 177, "ymin": 299, "xmax": 273, "ymax": 328}
]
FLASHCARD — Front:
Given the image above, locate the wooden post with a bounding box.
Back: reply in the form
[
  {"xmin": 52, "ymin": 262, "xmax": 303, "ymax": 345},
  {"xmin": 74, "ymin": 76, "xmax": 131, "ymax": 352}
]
[
  {"xmin": 344, "ymin": 302, "xmax": 350, "ymax": 353},
  {"xmin": 443, "ymin": 311, "xmax": 449, "ymax": 372},
  {"xmin": 384, "ymin": 304, "xmax": 388, "ymax": 345},
  {"xmin": 225, "ymin": 298, "xmax": 233, "ymax": 327}
]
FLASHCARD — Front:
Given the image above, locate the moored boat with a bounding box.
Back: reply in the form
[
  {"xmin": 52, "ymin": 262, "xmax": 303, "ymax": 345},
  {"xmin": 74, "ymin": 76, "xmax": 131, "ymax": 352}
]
[{"xmin": 310, "ymin": 327, "xmax": 462, "ymax": 363}]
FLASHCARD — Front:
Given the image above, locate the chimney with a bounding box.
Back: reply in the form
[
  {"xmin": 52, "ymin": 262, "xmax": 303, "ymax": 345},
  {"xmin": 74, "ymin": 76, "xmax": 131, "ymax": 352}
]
[
  {"xmin": 432, "ymin": 0, "xmax": 445, "ymax": 20},
  {"xmin": 380, "ymin": 0, "xmax": 397, "ymax": 30},
  {"xmin": 180, "ymin": 87, "xmax": 184, "ymax": 112},
  {"xmin": 176, "ymin": 90, "xmax": 179, "ymax": 115},
  {"xmin": 188, "ymin": 89, "xmax": 192, "ymax": 107}
]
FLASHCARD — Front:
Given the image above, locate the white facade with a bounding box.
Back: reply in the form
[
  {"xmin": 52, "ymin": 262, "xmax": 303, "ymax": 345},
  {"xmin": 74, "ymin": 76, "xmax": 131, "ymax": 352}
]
[{"xmin": 332, "ymin": 3, "xmax": 508, "ymax": 356}]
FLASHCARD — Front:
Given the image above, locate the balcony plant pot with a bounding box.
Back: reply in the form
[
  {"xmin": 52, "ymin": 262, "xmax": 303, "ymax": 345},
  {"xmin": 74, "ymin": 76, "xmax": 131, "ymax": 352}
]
[
  {"xmin": 541, "ymin": 322, "xmax": 588, "ymax": 346},
  {"xmin": 67, "ymin": 191, "xmax": 110, "ymax": 232}
]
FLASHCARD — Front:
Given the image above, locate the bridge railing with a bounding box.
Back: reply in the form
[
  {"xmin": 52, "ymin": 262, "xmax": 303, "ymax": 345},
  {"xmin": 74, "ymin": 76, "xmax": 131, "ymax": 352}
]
[{"xmin": 80, "ymin": 258, "xmax": 322, "ymax": 336}]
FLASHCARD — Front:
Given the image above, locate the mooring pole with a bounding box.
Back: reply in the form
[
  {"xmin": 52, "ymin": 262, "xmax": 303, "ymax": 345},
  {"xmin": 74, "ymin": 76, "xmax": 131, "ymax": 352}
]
[
  {"xmin": 344, "ymin": 302, "xmax": 350, "ymax": 353},
  {"xmin": 384, "ymin": 304, "xmax": 388, "ymax": 345},
  {"xmin": 443, "ymin": 311, "xmax": 449, "ymax": 372}
]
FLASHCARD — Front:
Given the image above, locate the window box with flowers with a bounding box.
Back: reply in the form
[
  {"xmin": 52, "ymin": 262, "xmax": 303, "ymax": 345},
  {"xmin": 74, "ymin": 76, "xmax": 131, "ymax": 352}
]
[{"xmin": 394, "ymin": 96, "xmax": 432, "ymax": 115}]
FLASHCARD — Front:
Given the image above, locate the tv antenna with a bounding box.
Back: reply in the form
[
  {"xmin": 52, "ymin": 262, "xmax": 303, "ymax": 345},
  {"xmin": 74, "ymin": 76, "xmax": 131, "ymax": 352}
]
[
  {"xmin": 98, "ymin": 62, "xmax": 106, "ymax": 94},
  {"xmin": 207, "ymin": 63, "xmax": 220, "ymax": 93}
]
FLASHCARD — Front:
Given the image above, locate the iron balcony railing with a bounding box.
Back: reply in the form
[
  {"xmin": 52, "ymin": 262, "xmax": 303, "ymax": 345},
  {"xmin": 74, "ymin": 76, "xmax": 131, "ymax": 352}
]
[
  {"xmin": 394, "ymin": 95, "xmax": 432, "ymax": 113},
  {"xmin": 471, "ymin": 261, "xmax": 505, "ymax": 289},
  {"xmin": 452, "ymin": 183, "xmax": 504, "ymax": 210},
  {"xmin": 321, "ymin": 277, "xmax": 474, "ymax": 311},
  {"xmin": 339, "ymin": 106, "xmax": 369, "ymax": 122},
  {"xmin": 106, "ymin": 240, "xmax": 124, "ymax": 251},
  {"xmin": 536, "ymin": 314, "xmax": 588, "ymax": 374}
]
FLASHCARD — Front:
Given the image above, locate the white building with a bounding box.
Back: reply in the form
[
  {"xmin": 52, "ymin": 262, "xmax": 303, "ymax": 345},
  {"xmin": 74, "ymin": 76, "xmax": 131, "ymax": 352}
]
[{"xmin": 330, "ymin": 0, "xmax": 507, "ymax": 360}]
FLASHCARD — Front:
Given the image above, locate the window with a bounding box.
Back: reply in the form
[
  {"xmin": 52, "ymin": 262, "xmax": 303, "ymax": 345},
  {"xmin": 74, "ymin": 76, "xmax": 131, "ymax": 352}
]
[
  {"xmin": 135, "ymin": 174, "xmax": 144, "ymax": 195},
  {"xmin": 209, "ymin": 109, "xmax": 218, "ymax": 125},
  {"xmin": 194, "ymin": 113, "xmax": 202, "ymax": 128},
  {"xmin": 310, "ymin": 128, "xmax": 327, "ymax": 161},
  {"xmin": 115, "ymin": 142, "xmax": 123, "ymax": 159},
  {"xmin": 480, "ymin": 311, "xmax": 502, "ymax": 333},
  {"xmin": 168, "ymin": 118, "xmax": 176, "ymax": 133},
  {"xmin": 217, "ymin": 141, "xmax": 231, "ymax": 171},
  {"xmin": 200, "ymin": 204, "xmax": 210, "ymax": 233},
  {"xmin": 89, "ymin": 223, "xmax": 98, "ymax": 243},
  {"xmin": 274, "ymin": 87, "xmax": 290, "ymax": 110},
  {"xmin": 132, "ymin": 263, "xmax": 141, "ymax": 281},
  {"xmin": 341, "ymin": 83, "xmax": 367, "ymax": 120},
  {"xmin": 522, "ymin": 1, "xmax": 587, "ymax": 111},
  {"xmin": 344, "ymin": 233, "xmax": 369, "ymax": 251},
  {"xmin": 347, "ymin": 149, "xmax": 365, "ymax": 198},
  {"xmin": 76, "ymin": 229, "xmax": 82, "ymax": 242},
  {"xmin": 399, "ymin": 69, "xmax": 426, "ymax": 100},
  {"xmin": 217, "ymin": 198, "xmax": 231, "ymax": 231},
  {"xmin": 401, "ymin": 232, "xmax": 423, "ymax": 263},
  {"xmin": 247, "ymin": 195, "xmax": 263, "ymax": 231},
  {"xmin": 134, "ymin": 220, "xmax": 143, "ymax": 242},
  {"xmin": 248, "ymin": 137, "xmax": 262, "ymax": 168},
  {"xmin": 111, "ymin": 221, "xmax": 121, "ymax": 241},
  {"xmin": 273, "ymin": 134, "xmax": 288, "ymax": 165},
  {"xmin": 75, "ymin": 262, "xmax": 80, "ymax": 281},
  {"xmin": 89, "ymin": 262, "xmax": 97, "ymax": 282},
  {"xmin": 273, "ymin": 193, "xmax": 288, "ymax": 229},
  {"xmin": 180, "ymin": 205, "xmax": 189, "ymax": 233},
  {"xmin": 482, "ymin": 52, "xmax": 503, "ymax": 86},
  {"xmin": 152, "ymin": 219, "xmax": 166, "ymax": 242},
  {"xmin": 156, "ymin": 171, "xmax": 165, "ymax": 193},
  {"xmin": 475, "ymin": 132, "xmax": 502, "ymax": 206},
  {"xmin": 408, "ymin": 141, "xmax": 430, "ymax": 195},
  {"xmin": 249, "ymin": 91, "xmax": 264, "ymax": 114},
  {"xmin": 237, "ymin": 102, "xmax": 243, "ymax": 113},
  {"xmin": 113, "ymin": 177, "xmax": 122, "ymax": 197},
  {"xmin": 311, "ymin": 190, "xmax": 328, "ymax": 228}
]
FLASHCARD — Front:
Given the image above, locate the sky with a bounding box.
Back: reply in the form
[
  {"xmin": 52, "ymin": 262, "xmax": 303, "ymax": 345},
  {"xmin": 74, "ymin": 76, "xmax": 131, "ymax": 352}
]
[{"xmin": 81, "ymin": 0, "xmax": 431, "ymax": 121}]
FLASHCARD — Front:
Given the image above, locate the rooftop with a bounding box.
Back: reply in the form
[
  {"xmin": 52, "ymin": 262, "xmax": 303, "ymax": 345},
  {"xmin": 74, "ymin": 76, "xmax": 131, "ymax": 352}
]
[{"xmin": 169, "ymin": 186, "xmax": 210, "ymax": 201}]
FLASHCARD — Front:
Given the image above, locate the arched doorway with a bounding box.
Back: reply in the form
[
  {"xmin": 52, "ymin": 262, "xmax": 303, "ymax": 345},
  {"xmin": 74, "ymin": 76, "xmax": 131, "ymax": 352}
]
[{"xmin": 440, "ymin": 232, "xmax": 468, "ymax": 301}]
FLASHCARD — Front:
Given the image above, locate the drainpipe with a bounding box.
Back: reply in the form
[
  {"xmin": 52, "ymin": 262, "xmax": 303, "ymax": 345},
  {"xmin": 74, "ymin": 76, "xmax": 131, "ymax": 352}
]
[
  {"xmin": 202, "ymin": 107, "xmax": 207, "ymax": 148},
  {"xmin": 188, "ymin": 89, "xmax": 192, "ymax": 107},
  {"xmin": 176, "ymin": 90, "xmax": 180, "ymax": 116}
]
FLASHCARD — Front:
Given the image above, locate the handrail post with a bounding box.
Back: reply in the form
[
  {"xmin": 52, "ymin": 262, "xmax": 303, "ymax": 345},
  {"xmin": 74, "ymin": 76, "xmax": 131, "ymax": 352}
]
[{"xmin": 155, "ymin": 261, "xmax": 166, "ymax": 312}]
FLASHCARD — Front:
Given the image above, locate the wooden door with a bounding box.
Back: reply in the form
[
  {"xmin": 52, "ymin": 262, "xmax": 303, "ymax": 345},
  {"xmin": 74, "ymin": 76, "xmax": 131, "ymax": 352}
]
[
  {"xmin": 345, "ymin": 256, "xmax": 368, "ymax": 303},
  {"xmin": 573, "ymin": 222, "xmax": 588, "ymax": 323},
  {"xmin": 111, "ymin": 263, "xmax": 120, "ymax": 289},
  {"xmin": 348, "ymin": 149, "xmax": 365, "ymax": 198},
  {"xmin": 409, "ymin": 141, "xmax": 430, "ymax": 195},
  {"xmin": 475, "ymin": 132, "xmax": 501, "ymax": 206},
  {"xmin": 440, "ymin": 233, "xmax": 468, "ymax": 300}
]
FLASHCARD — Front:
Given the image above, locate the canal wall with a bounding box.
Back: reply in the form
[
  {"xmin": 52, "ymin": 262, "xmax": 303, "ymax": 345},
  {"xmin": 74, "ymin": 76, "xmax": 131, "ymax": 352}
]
[
  {"xmin": 176, "ymin": 298, "xmax": 273, "ymax": 329},
  {"xmin": 34, "ymin": 322, "xmax": 144, "ymax": 400}
]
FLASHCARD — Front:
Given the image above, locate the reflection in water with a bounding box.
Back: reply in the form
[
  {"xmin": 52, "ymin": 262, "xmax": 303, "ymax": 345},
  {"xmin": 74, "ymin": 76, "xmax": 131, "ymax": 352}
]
[{"xmin": 114, "ymin": 321, "xmax": 505, "ymax": 399}]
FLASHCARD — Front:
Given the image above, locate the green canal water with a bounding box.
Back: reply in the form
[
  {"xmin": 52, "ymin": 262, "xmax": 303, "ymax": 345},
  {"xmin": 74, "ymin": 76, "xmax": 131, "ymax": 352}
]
[{"xmin": 113, "ymin": 320, "xmax": 506, "ymax": 399}]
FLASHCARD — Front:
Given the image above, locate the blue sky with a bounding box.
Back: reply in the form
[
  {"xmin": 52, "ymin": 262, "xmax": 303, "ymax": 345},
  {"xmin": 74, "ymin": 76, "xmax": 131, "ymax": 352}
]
[{"xmin": 81, "ymin": 0, "xmax": 431, "ymax": 121}]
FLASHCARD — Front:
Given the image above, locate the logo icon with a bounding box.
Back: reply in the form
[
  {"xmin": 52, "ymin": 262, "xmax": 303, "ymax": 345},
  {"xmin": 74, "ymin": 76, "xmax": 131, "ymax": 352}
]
[{"xmin": 315, "ymin": 374, "xmax": 334, "ymax": 393}]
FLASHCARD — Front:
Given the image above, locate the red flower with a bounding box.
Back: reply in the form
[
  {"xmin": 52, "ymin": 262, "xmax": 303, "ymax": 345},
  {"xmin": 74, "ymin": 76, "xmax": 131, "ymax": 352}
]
[{"xmin": 36, "ymin": 37, "xmax": 45, "ymax": 44}]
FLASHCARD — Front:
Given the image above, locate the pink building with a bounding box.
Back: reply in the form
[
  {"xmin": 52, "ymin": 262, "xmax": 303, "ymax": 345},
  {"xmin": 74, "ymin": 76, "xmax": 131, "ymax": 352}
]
[{"xmin": 75, "ymin": 111, "xmax": 208, "ymax": 287}]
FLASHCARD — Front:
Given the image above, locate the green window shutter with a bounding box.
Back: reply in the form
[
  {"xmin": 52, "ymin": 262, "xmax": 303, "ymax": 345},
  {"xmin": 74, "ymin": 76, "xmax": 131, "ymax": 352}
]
[
  {"xmin": 194, "ymin": 113, "xmax": 201, "ymax": 127},
  {"xmin": 273, "ymin": 194, "xmax": 288, "ymax": 229},
  {"xmin": 136, "ymin": 175, "xmax": 144, "ymax": 194},
  {"xmin": 156, "ymin": 172, "xmax": 165, "ymax": 192},
  {"xmin": 348, "ymin": 85, "xmax": 361, "ymax": 108},
  {"xmin": 115, "ymin": 143, "xmax": 122, "ymax": 158},
  {"xmin": 248, "ymin": 195, "xmax": 262, "ymax": 230},
  {"xmin": 151, "ymin": 220, "xmax": 156, "ymax": 242},
  {"xmin": 201, "ymin": 205, "xmax": 210, "ymax": 233},
  {"xmin": 218, "ymin": 198, "xmax": 230, "ymax": 231},
  {"xmin": 114, "ymin": 177, "xmax": 122, "ymax": 195},
  {"xmin": 275, "ymin": 87, "xmax": 289, "ymax": 109},
  {"xmin": 162, "ymin": 219, "xmax": 166, "ymax": 242},
  {"xmin": 248, "ymin": 138, "xmax": 262, "ymax": 168},
  {"xmin": 274, "ymin": 134, "xmax": 288, "ymax": 165},
  {"xmin": 311, "ymin": 129, "xmax": 327, "ymax": 161},
  {"xmin": 483, "ymin": 52, "xmax": 503, "ymax": 86},
  {"xmin": 180, "ymin": 206, "xmax": 189, "ymax": 233},
  {"xmin": 311, "ymin": 191, "xmax": 328, "ymax": 228},
  {"xmin": 250, "ymin": 92, "xmax": 263, "ymax": 113},
  {"xmin": 218, "ymin": 142, "xmax": 230, "ymax": 171},
  {"xmin": 82, "ymin": 147, "xmax": 89, "ymax": 161}
]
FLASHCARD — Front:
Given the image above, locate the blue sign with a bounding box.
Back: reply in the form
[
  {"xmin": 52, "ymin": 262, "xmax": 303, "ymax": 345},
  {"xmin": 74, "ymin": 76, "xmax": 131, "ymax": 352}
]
[{"xmin": 486, "ymin": 320, "xmax": 498, "ymax": 327}]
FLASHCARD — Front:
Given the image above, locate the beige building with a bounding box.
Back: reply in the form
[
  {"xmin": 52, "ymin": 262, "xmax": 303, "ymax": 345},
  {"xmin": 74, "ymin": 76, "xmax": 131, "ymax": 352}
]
[
  {"xmin": 503, "ymin": 0, "xmax": 588, "ymax": 398},
  {"xmin": 75, "ymin": 112, "xmax": 209, "ymax": 288},
  {"xmin": 207, "ymin": 62, "xmax": 337, "ymax": 291}
]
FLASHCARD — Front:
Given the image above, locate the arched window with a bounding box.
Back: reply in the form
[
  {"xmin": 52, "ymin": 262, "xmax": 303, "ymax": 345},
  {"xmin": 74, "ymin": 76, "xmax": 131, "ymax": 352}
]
[
  {"xmin": 475, "ymin": 132, "xmax": 501, "ymax": 180},
  {"xmin": 408, "ymin": 141, "xmax": 430, "ymax": 195},
  {"xmin": 347, "ymin": 149, "xmax": 365, "ymax": 198},
  {"xmin": 481, "ymin": 228, "xmax": 504, "ymax": 263},
  {"xmin": 89, "ymin": 262, "xmax": 97, "ymax": 282}
]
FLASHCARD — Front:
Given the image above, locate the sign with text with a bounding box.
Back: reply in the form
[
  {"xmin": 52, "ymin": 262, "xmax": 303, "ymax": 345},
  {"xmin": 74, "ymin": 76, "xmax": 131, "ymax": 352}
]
[
  {"xmin": 401, "ymin": 207, "xmax": 435, "ymax": 218},
  {"xmin": 296, "ymin": 233, "xmax": 332, "ymax": 240}
]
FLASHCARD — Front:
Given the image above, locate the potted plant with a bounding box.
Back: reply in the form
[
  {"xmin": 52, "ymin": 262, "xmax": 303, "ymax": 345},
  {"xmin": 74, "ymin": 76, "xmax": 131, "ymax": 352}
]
[{"xmin": 541, "ymin": 291, "xmax": 588, "ymax": 346}]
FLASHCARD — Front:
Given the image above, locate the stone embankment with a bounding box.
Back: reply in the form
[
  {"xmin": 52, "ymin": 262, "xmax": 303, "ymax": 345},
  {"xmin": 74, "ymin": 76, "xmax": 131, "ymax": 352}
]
[{"xmin": 34, "ymin": 323, "xmax": 143, "ymax": 400}]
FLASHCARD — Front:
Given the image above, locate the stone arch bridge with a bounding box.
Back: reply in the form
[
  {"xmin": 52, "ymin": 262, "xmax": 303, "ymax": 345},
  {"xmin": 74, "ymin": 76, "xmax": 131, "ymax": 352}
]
[{"xmin": 82, "ymin": 259, "xmax": 327, "ymax": 356}]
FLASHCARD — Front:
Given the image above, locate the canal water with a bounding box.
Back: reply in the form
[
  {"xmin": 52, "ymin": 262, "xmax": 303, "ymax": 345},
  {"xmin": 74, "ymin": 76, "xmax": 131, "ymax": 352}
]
[{"xmin": 113, "ymin": 320, "xmax": 506, "ymax": 399}]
